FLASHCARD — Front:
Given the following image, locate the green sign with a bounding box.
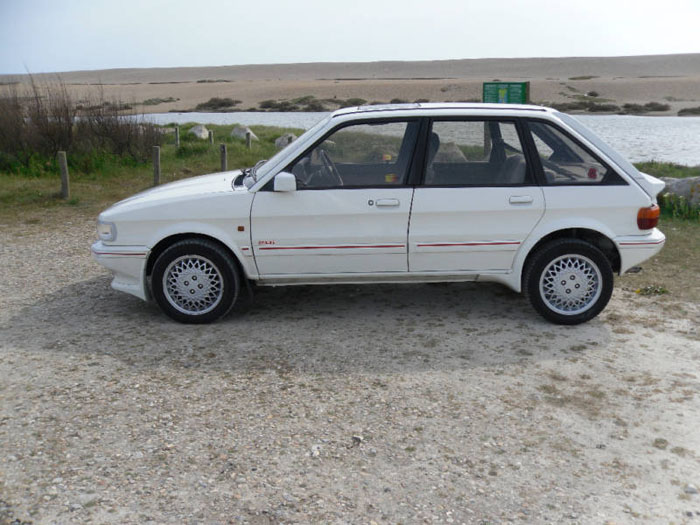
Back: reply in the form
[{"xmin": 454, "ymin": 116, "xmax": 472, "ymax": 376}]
[{"xmin": 482, "ymin": 82, "xmax": 530, "ymax": 104}]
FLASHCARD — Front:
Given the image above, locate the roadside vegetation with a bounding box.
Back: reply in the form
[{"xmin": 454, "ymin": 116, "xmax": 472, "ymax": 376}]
[
  {"xmin": 194, "ymin": 97, "xmax": 241, "ymax": 111},
  {"xmin": 0, "ymin": 78, "xmax": 161, "ymax": 180},
  {"xmin": 0, "ymin": 122, "xmax": 302, "ymax": 215}
]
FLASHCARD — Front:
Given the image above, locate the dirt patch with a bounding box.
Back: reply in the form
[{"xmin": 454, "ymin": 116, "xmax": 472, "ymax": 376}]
[{"xmin": 1, "ymin": 219, "xmax": 699, "ymax": 523}]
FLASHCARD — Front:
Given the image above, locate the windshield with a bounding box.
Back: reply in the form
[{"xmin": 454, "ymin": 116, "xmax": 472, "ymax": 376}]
[{"xmin": 252, "ymin": 114, "xmax": 332, "ymax": 181}]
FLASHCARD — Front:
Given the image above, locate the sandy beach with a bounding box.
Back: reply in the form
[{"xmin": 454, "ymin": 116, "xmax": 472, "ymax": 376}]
[{"xmin": 2, "ymin": 54, "xmax": 700, "ymax": 115}]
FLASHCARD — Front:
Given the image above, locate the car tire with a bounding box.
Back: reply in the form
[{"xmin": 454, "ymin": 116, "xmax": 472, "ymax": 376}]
[
  {"xmin": 151, "ymin": 239, "xmax": 240, "ymax": 324},
  {"xmin": 523, "ymin": 239, "xmax": 613, "ymax": 325}
]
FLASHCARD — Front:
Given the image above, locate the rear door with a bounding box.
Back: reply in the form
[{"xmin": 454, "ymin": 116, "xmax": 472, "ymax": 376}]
[
  {"xmin": 408, "ymin": 118, "xmax": 545, "ymax": 272},
  {"xmin": 251, "ymin": 119, "xmax": 420, "ymax": 276}
]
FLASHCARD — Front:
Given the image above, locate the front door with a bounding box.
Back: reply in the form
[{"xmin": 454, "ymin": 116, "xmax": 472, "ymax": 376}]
[
  {"xmin": 408, "ymin": 118, "xmax": 545, "ymax": 272},
  {"xmin": 251, "ymin": 120, "xmax": 420, "ymax": 277}
]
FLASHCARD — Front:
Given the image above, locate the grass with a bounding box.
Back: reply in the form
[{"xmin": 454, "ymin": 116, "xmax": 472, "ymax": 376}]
[
  {"xmin": 634, "ymin": 161, "xmax": 700, "ymax": 179},
  {"xmin": 0, "ymin": 123, "xmax": 302, "ymax": 220},
  {"xmin": 618, "ymin": 217, "xmax": 700, "ymax": 303}
]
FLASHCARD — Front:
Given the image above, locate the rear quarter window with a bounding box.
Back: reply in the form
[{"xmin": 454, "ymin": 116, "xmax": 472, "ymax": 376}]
[{"xmin": 527, "ymin": 120, "xmax": 626, "ymax": 185}]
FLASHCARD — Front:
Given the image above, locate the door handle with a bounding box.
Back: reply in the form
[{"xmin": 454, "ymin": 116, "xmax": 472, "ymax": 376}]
[
  {"xmin": 375, "ymin": 199, "xmax": 400, "ymax": 207},
  {"xmin": 509, "ymin": 195, "xmax": 533, "ymax": 204}
]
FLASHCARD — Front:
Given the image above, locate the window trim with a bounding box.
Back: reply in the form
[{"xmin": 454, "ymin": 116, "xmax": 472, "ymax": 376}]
[
  {"xmin": 417, "ymin": 116, "xmax": 539, "ymax": 188},
  {"xmin": 523, "ymin": 118, "xmax": 628, "ymax": 187},
  {"xmin": 276, "ymin": 117, "xmax": 423, "ymax": 191}
]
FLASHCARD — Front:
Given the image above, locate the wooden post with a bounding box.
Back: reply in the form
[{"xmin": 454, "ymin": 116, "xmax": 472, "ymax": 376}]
[
  {"xmin": 245, "ymin": 131, "xmax": 252, "ymax": 150},
  {"xmin": 175, "ymin": 126, "xmax": 180, "ymax": 148},
  {"xmin": 57, "ymin": 151, "xmax": 70, "ymax": 200},
  {"xmin": 220, "ymin": 144, "xmax": 227, "ymax": 172},
  {"xmin": 208, "ymin": 130, "xmax": 214, "ymax": 144},
  {"xmin": 153, "ymin": 146, "xmax": 161, "ymax": 186}
]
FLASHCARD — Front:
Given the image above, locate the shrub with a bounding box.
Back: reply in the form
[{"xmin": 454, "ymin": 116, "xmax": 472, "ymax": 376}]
[
  {"xmin": 658, "ymin": 193, "xmax": 700, "ymax": 221},
  {"xmin": 390, "ymin": 98, "xmax": 408, "ymax": 104},
  {"xmin": 344, "ymin": 98, "xmax": 367, "ymax": 106},
  {"xmin": 622, "ymin": 102, "xmax": 671, "ymax": 114},
  {"xmin": 678, "ymin": 106, "xmax": 700, "ymax": 116},
  {"xmin": 195, "ymin": 97, "xmax": 241, "ymax": 111},
  {"xmin": 586, "ymin": 103, "xmax": 621, "ymax": 112},
  {"xmin": 0, "ymin": 78, "xmax": 162, "ymax": 175},
  {"xmin": 303, "ymin": 100, "xmax": 327, "ymax": 112}
]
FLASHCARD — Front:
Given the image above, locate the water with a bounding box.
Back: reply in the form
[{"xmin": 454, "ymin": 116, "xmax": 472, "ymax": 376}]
[{"xmin": 145, "ymin": 112, "xmax": 700, "ymax": 166}]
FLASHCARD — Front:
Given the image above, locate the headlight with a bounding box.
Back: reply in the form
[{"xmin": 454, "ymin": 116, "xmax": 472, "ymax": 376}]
[{"xmin": 97, "ymin": 221, "xmax": 117, "ymax": 242}]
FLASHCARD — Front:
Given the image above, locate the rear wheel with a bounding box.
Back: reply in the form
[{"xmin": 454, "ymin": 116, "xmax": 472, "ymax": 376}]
[
  {"xmin": 524, "ymin": 239, "xmax": 613, "ymax": 325},
  {"xmin": 152, "ymin": 239, "xmax": 240, "ymax": 323}
]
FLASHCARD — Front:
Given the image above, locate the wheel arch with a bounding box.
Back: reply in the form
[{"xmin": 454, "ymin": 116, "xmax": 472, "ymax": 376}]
[
  {"xmin": 520, "ymin": 228, "xmax": 621, "ymax": 290},
  {"xmin": 146, "ymin": 233, "xmax": 249, "ymax": 283}
]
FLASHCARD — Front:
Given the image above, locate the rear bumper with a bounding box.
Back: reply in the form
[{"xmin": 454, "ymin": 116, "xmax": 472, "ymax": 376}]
[
  {"xmin": 91, "ymin": 241, "xmax": 149, "ymax": 301},
  {"xmin": 615, "ymin": 228, "xmax": 666, "ymax": 274}
]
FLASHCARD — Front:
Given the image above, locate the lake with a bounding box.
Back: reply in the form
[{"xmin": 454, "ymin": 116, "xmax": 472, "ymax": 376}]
[{"xmin": 145, "ymin": 112, "xmax": 700, "ymax": 166}]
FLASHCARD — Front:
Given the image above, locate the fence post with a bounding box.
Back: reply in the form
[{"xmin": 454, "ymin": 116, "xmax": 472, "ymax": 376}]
[
  {"xmin": 58, "ymin": 151, "xmax": 70, "ymax": 200},
  {"xmin": 245, "ymin": 131, "xmax": 252, "ymax": 150},
  {"xmin": 175, "ymin": 126, "xmax": 180, "ymax": 148},
  {"xmin": 220, "ymin": 144, "xmax": 227, "ymax": 172},
  {"xmin": 208, "ymin": 130, "xmax": 214, "ymax": 144},
  {"xmin": 153, "ymin": 146, "xmax": 161, "ymax": 186}
]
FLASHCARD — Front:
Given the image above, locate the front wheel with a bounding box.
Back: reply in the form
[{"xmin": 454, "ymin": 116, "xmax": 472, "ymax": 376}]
[
  {"xmin": 524, "ymin": 239, "xmax": 613, "ymax": 325},
  {"xmin": 151, "ymin": 239, "xmax": 240, "ymax": 323}
]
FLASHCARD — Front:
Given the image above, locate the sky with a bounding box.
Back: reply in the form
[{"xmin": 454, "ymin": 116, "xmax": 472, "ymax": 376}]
[{"xmin": 1, "ymin": 0, "xmax": 699, "ymax": 74}]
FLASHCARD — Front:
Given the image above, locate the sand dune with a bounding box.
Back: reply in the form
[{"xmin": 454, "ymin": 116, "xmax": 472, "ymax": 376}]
[{"xmin": 2, "ymin": 54, "xmax": 699, "ymax": 115}]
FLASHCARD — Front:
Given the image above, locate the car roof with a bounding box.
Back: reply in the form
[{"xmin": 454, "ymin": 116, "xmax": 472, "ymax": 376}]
[{"xmin": 330, "ymin": 102, "xmax": 554, "ymax": 119}]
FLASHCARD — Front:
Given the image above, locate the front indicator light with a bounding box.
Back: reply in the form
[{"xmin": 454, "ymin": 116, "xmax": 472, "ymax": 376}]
[
  {"xmin": 97, "ymin": 221, "xmax": 116, "ymax": 241},
  {"xmin": 637, "ymin": 204, "xmax": 660, "ymax": 230}
]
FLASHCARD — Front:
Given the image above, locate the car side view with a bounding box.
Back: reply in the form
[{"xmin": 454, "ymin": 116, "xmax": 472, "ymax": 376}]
[{"xmin": 92, "ymin": 103, "xmax": 665, "ymax": 324}]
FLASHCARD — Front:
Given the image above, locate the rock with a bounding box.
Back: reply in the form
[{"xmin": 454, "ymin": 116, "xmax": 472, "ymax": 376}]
[
  {"xmin": 275, "ymin": 133, "xmax": 297, "ymax": 149},
  {"xmin": 351, "ymin": 435, "xmax": 364, "ymax": 446},
  {"xmin": 660, "ymin": 176, "xmax": 700, "ymax": 205},
  {"xmin": 684, "ymin": 484, "xmax": 698, "ymax": 495},
  {"xmin": 188, "ymin": 124, "xmax": 209, "ymax": 140},
  {"xmin": 310, "ymin": 444, "xmax": 321, "ymax": 457},
  {"xmin": 231, "ymin": 126, "xmax": 258, "ymax": 141}
]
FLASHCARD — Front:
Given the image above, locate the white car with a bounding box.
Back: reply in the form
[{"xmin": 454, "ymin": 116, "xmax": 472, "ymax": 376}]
[{"xmin": 92, "ymin": 104, "xmax": 665, "ymax": 325}]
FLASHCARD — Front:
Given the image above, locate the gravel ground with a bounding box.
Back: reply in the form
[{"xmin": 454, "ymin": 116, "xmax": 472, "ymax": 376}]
[{"xmin": 1, "ymin": 216, "xmax": 699, "ymax": 524}]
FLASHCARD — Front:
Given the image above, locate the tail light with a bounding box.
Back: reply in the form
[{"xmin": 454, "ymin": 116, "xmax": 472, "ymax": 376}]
[{"xmin": 637, "ymin": 204, "xmax": 660, "ymax": 230}]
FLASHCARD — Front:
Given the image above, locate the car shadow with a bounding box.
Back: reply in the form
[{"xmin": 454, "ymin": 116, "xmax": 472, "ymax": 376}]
[{"xmin": 1, "ymin": 275, "xmax": 612, "ymax": 374}]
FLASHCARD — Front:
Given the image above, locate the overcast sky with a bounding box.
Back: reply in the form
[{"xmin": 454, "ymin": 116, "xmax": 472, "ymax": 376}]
[{"xmin": 1, "ymin": 0, "xmax": 699, "ymax": 74}]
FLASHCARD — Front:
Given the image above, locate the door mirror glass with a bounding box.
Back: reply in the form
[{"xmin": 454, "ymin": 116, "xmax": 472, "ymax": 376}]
[{"xmin": 273, "ymin": 171, "xmax": 297, "ymax": 192}]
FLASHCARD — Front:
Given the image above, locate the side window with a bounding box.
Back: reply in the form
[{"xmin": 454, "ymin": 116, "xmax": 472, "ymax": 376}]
[
  {"xmin": 288, "ymin": 121, "xmax": 419, "ymax": 189},
  {"xmin": 528, "ymin": 121, "xmax": 623, "ymax": 185},
  {"xmin": 425, "ymin": 120, "xmax": 531, "ymax": 186}
]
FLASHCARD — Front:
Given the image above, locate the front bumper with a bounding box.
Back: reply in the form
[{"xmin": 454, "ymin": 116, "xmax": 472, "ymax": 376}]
[
  {"xmin": 91, "ymin": 241, "xmax": 149, "ymax": 301},
  {"xmin": 614, "ymin": 228, "xmax": 666, "ymax": 274}
]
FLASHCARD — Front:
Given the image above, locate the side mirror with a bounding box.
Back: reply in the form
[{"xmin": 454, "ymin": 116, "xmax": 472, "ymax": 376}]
[{"xmin": 273, "ymin": 172, "xmax": 297, "ymax": 192}]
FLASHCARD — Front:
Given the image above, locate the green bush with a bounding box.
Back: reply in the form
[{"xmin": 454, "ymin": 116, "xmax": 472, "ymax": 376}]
[
  {"xmin": 195, "ymin": 97, "xmax": 241, "ymax": 111},
  {"xmin": 678, "ymin": 106, "xmax": 700, "ymax": 116},
  {"xmin": 622, "ymin": 102, "xmax": 671, "ymax": 114},
  {"xmin": 658, "ymin": 193, "xmax": 700, "ymax": 221}
]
